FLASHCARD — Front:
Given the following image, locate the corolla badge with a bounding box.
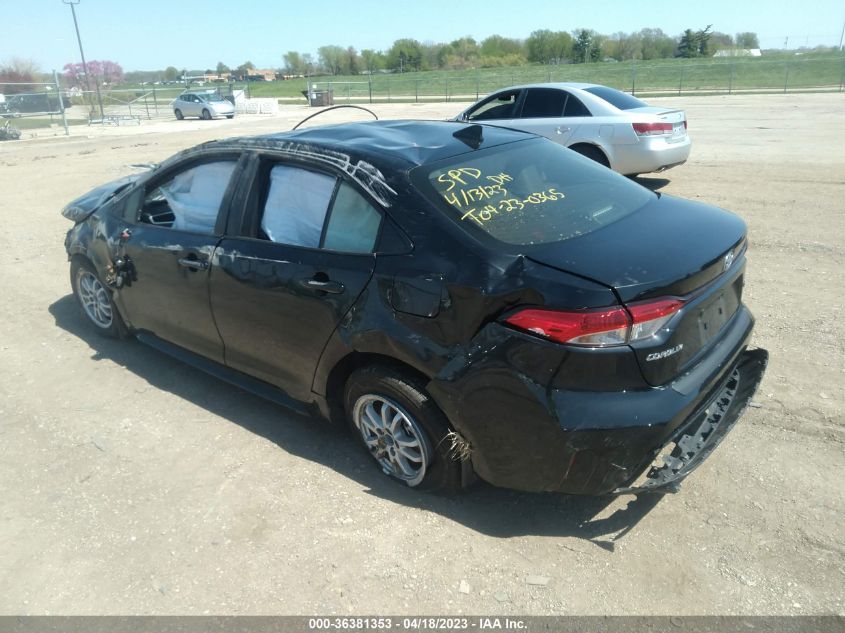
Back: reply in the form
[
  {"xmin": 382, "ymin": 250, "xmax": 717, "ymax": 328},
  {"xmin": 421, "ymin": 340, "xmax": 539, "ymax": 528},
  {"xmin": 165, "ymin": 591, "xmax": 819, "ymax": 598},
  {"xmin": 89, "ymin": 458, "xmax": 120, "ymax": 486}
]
[
  {"xmin": 723, "ymin": 250, "xmax": 735, "ymax": 272},
  {"xmin": 646, "ymin": 344, "xmax": 684, "ymax": 362}
]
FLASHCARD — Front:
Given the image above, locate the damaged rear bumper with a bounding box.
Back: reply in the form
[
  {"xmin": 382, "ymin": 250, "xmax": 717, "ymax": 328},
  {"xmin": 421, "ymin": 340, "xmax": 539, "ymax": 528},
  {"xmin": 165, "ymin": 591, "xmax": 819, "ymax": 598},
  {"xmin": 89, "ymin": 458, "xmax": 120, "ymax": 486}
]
[
  {"xmin": 613, "ymin": 348, "xmax": 768, "ymax": 494},
  {"xmin": 429, "ymin": 307, "xmax": 768, "ymax": 495}
]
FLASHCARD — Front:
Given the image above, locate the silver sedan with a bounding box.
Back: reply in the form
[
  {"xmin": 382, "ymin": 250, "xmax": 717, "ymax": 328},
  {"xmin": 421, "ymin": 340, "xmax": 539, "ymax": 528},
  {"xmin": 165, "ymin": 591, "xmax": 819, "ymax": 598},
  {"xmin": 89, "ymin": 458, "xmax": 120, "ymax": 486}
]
[
  {"xmin": 454, "ymin": 82, "xmax": 690, "ymax": 176},
  {"xmin": 172, "ymin": 92, "xmax": 236, "ymax": 120}
]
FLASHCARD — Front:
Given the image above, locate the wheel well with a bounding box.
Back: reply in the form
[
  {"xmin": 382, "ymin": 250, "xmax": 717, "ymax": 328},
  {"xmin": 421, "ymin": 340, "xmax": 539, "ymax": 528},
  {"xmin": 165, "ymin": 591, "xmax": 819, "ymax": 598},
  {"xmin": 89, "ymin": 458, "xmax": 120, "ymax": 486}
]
[
  {"xmin": 69, "ymin": 252, "xmax": 93, "ymax": 271},
  {"xmin": 322, "ymin": 352, "xmax": 432, "ymax": 424},
  {"xmin": 568, "ymin": 143, "xmax": 610, "ymax": 168}
]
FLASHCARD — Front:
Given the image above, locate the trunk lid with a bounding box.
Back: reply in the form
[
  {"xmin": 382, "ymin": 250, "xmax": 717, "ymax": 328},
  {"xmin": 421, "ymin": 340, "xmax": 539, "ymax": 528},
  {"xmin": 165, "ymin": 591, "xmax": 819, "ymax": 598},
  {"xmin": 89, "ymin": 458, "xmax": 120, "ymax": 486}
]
[
  {"xmin": 526, "ymin": 194, "xmax": 746, "ymax": 303},
  {"xmin": 628, "ymin": 106, "xmax": 686, "ymax": 123},
  {"xmin": 527, "ymin": 194, "xmax": 748, "ymax": 386}
]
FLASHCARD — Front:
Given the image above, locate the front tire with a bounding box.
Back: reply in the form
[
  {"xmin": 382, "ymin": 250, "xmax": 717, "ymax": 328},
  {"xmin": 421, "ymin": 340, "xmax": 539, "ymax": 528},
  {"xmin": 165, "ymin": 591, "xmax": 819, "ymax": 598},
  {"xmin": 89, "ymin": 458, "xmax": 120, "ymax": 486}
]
[
  {"xmin": 174, "ymin": 109, "xmax": 183, "ymax": 120},
  {"xmin": 225, "ymin": 114, "xmax": 234, "ymax": 119},
  {"xmin": 70, "ymin": 259, "xmax": 127, "ymax": 338},
  {"xmin": 344, "ymin": 365, "xmax": 462, "ymax": 491},
  {"xmin": 201, "ymin": 109, "xmax": 211, "ymax": 120}
]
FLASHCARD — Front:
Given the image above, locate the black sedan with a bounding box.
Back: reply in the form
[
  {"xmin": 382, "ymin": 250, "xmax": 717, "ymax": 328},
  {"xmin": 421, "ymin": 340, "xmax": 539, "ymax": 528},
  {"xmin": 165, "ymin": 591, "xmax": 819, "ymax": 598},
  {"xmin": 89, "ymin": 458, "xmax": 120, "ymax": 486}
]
[{"xmin": 62, "ymin": 121, "xmax": 767, "ymax": 494}]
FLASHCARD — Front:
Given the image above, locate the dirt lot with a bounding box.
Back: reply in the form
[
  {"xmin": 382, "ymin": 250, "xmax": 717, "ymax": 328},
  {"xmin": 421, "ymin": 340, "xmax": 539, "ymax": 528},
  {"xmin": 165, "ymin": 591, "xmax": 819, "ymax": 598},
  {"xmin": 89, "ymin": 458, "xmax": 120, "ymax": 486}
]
[{"xmin": 0, "ymin": 94, "xmax": 842, "ymax": 616}]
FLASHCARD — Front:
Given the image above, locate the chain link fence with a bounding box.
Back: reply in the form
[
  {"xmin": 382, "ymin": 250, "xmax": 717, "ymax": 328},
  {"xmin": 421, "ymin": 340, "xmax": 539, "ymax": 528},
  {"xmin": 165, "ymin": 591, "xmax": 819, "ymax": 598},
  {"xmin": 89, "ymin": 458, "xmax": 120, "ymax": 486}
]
[
  {"xmin": 1, "ymin": 56, "xmax": 842, "ymax": 138},
  {"xmin": 0, "ymin": 79, "xmax": 260, "ymax": 135},
  {"xmin": 307, "ymin": 55, "xmax": 845, "ymax": 104},
  {"xmin": 0, "ymin": 72, "xmax": 73, "ymax": 136}
]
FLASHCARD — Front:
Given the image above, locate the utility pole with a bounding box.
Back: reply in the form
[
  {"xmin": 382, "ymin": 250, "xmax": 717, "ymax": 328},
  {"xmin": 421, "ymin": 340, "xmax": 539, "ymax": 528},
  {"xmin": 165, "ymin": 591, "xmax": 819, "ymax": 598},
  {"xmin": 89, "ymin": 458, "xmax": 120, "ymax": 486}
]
[
  {"xmin": 839, "ymin": 16, "xmax": 845, "ymax": 51},
  {"xmin": 62, "ymin": 0, "xmax": 104, "ymax": 119}
]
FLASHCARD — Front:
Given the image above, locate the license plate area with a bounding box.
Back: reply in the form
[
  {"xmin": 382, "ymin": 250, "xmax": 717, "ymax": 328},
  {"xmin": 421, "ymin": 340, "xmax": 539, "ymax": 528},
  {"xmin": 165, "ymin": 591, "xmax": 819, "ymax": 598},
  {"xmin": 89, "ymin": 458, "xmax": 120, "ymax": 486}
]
[{"xmin": 697, "ymin": 291, "xmax": 737, "ymax": 346}]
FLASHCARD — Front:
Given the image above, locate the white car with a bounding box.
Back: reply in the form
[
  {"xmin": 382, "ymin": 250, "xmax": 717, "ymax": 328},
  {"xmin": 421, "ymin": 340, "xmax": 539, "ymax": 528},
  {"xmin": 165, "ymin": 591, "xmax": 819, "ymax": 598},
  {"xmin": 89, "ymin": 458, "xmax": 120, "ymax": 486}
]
[
  {"xmin": 172, "ymin": 92, "xmax": 235, "ymax": 121},
  {"xmin": 454, "ymin": 83, "xmax": 690, "ymax": 176}
]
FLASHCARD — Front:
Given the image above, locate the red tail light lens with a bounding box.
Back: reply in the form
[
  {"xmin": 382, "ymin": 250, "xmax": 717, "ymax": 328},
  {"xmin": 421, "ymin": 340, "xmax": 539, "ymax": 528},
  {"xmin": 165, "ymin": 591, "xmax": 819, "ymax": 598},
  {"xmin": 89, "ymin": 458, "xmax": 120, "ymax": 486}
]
[
  {"xmin": 505, "ymin": 307, "xmax": 631, "ymax": 346},
  {"xmin": 683, "ymin": 119, "xmax": 688, "ymax": 130},
  {"xmin": 627, "ymin": 298, "xmax": 685, "ymax": 341},
  {"xmin": 504, "ymin": 298, "xmax": 685, "ymax": 347},
  {"xmin": 632, "ymin": 122, "xmax": 673, "ymax": 136}
]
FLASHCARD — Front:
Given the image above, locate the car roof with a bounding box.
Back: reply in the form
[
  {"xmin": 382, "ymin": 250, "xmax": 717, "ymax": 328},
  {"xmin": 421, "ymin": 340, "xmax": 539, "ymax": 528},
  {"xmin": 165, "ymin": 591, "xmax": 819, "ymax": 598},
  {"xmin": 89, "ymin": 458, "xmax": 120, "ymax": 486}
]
[
  {"xmin": 498, "ymin": 82, "xmax": 602, "ymax": 91},
  {"xmin": 218, "ymin": 120, "xmax": 536, "ymax": 170}
]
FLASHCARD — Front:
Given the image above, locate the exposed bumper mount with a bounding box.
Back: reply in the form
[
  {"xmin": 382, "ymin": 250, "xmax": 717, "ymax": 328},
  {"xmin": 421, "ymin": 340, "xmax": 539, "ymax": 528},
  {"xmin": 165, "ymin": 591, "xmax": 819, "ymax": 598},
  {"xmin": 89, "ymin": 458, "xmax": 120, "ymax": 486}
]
[{"xmin": 614, "ymin": 348, "xmax": 769, "ymax": 495}]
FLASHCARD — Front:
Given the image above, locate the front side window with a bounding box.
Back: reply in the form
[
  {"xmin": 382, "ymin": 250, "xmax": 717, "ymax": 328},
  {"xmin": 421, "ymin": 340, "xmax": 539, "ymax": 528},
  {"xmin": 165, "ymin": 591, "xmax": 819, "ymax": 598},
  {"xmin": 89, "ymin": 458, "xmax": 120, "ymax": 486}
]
[
  {"xmin": 260, "ymin": 165, "xmax": 336, "ymax": 247},
  {"xmin": 467, "ymin": 91, "xmax": 520, "ymax": 121},
  {"xmin": 139, "ymin": 160, "xmax": 237, "ymax": 233}
]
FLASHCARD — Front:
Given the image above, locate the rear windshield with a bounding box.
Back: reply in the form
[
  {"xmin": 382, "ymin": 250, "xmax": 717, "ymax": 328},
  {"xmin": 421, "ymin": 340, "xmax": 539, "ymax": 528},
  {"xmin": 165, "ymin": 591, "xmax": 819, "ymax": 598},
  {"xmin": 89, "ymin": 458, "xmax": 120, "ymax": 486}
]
[
  {"xmin": 417, "ymin": 139, "xmax": 653, "ymax": 246},
  {"xmin": 583, "ymin": 86, "xmax": 647, "ymax": 110}
]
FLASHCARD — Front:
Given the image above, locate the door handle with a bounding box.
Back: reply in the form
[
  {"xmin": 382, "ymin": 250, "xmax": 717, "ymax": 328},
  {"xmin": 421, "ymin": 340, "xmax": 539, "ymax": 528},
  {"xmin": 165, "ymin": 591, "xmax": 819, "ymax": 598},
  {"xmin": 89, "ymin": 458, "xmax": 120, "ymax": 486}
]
[
  {"xmin": 298, "ymin": 278, "xmax": 345, "ymax": 294},
  {"xmin": 178, "ymin": 257, "xmax": 209, "ymax": 271},
  {"xmin": 556, "ymin": 126, "xmax": 571, "ymax": 135}
]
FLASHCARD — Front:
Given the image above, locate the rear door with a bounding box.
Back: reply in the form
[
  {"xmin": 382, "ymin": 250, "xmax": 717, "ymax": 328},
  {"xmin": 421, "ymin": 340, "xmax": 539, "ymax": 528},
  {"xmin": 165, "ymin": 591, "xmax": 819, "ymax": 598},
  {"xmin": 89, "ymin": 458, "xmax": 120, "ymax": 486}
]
[
  {"xmin": 117, "ymin": 153, "xmax": 244, "ymax": 362},
  {"xmin": 182, "ymin": 94, "xmax": 199, "ymax": 117},
  {"xmin": 511, "ymin": 88, "xmax": 594, "ymax": 145},
  {"xmin": 209, "ymin": 156, "xmax": 383, "ymax": 402}
]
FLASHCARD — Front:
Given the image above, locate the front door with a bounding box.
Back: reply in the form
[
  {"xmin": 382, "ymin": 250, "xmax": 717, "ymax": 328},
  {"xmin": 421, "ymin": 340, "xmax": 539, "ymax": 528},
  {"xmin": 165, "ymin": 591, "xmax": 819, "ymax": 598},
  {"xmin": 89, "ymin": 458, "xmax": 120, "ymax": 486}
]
[{"xmin": 117, "ymin": 156, "xmax": 242, "ymax": 363}]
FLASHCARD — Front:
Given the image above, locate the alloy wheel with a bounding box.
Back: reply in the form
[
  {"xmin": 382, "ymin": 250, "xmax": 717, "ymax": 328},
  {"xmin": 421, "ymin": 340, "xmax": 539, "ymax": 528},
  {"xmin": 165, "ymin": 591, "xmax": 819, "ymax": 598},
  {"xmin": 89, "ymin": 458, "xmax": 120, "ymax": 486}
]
[
  {"xmin": 76, "ymin": 270, "xmax": 113, "ymax": 329},
  {"xmin": 353, "ymin": 394, "xmax": 431, "ymax": 486}
]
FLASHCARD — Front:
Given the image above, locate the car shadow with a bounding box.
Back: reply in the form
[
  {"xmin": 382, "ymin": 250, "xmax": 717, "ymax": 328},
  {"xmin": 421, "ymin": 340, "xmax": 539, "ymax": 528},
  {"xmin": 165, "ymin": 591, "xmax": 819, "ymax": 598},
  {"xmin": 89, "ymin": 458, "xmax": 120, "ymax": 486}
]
[
  {"xmin": 631, "ymin": 175, "xmax": 671, "ymax": 191},
  {"xmin": 50, "ymin": 294, "xmax": 664, "ymax": 550}
]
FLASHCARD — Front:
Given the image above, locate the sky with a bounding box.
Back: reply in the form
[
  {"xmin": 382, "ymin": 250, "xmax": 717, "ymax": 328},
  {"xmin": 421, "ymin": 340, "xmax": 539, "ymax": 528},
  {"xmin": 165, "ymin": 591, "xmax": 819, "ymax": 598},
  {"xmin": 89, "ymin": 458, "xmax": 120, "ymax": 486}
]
[{"xmin": 5, "ymin": 0, "xmax": 845, "ymax": 72}]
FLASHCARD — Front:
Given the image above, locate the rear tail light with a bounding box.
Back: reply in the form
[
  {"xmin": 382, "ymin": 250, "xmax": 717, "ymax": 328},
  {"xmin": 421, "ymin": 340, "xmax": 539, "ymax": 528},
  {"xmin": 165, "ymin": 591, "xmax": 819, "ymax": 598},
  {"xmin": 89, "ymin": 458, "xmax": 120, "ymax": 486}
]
[
  {"xmin": 683, "ymin": 119, "xmax": 688, "ymax": 130},
  {"xmin": 504, "ymin": 298, "xmax": 685, "ymax": 347},
  {"xmin": 632, "ymin": 122, "xmax": 673, "ymax": 136}
]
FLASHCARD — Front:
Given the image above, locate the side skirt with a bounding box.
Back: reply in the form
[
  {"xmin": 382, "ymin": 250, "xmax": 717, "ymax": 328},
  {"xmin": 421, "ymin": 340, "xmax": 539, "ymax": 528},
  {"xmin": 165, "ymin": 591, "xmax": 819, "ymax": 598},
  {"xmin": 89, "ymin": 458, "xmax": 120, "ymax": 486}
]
[{"xmin": 136, "ymin": 332, "xmax": 318, "ymax": 418}]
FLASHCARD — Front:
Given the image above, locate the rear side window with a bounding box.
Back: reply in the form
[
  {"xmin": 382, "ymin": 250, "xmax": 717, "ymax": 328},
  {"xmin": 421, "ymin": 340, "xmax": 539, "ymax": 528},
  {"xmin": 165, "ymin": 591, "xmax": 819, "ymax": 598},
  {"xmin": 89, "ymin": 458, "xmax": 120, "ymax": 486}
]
[
  {"xmin": 563, "ymin": 94, "xmax": 591, "ymax": 117},
  {"xmin": 323, "ymin": 182, "xmax": 382, "ymax": 253},
  {"xmin": 521, "ymin": 88, "xmax": 566, "ymax": 118},
  {"xmin": 417, "ymin": 139, "xmax": 653, "ymax": 246},
  {"xmin": 258, "ymin": 166, "xmax": 382, "ymax": 253},
  {"xmin": 261, "ymin": 165, "xmax": 336, "ymax": 247},
  {"xmin": 583, "ymin": 86, "xmax": 647, "ymax": 110}
]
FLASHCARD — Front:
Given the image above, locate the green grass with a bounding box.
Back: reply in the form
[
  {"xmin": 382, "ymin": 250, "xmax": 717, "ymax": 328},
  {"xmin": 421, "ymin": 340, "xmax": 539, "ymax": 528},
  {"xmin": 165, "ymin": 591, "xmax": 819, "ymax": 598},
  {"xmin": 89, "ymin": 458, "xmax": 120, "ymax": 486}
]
[
  {"xmin": 70, "ymin": 52, "xmax": 845, "ymax": 111},
  {"xmin": 244, "ymin": 52, "xmax": 845, "ymax": 102},
  {"xmin": 3, "ymin": 115, "xmax": 87, "ymax": 130}
]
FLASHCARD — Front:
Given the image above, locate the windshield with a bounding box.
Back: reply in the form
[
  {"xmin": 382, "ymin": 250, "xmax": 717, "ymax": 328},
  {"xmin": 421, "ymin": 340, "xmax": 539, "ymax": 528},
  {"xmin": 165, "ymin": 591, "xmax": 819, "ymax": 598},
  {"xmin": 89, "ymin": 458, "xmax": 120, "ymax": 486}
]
[{"xmin": 417, "ymin": 139, "xmax": 654, "ymax": 246}]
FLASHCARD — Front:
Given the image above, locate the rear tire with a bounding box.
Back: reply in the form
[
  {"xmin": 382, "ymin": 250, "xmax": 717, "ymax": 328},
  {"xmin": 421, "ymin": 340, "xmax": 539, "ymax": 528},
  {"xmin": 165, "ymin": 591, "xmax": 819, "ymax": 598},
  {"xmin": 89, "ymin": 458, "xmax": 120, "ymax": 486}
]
[
  {"xmin": 201, "ymin": 109, "xmax": 211, "ymax": 120},
  {"xmin": 344, "ymin": 365, "xmax": 462, "ymax": 491},
  {"xmin": 70, "ymin": 259, "xmax": 128, "ymax": 338},
  {"xmin": 174, "ymin": 109, "xmax": 183, "ymax": 120},
  {"xmin": 570, "ymin": 144, "xmax": 610, "ymax": 168}
]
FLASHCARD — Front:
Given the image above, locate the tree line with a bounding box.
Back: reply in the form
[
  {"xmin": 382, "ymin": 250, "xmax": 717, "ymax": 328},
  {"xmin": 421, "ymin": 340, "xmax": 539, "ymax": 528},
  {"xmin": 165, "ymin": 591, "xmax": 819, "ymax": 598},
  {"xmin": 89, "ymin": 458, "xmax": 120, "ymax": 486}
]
[
  {"xmin": 278, "ymin": 28, "xmax": 762, "ymax": 76},
  {"xmin": 0, "ymin": 27, "xmax": 768, "ymax": 92}
]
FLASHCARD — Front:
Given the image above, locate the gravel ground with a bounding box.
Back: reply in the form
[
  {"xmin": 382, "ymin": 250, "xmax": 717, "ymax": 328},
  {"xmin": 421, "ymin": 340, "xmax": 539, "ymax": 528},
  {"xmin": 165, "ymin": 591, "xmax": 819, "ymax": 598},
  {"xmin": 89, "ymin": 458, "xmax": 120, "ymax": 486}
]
[{"xmin": 0, "ymin": 93, "xmax": 842, "ymax": 616}]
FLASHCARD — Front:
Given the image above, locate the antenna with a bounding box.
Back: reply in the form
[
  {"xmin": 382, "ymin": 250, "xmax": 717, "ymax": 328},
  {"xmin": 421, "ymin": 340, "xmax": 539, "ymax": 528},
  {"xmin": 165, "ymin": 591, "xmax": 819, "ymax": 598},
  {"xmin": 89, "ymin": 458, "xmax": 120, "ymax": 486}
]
[{"xmin": 453, "ymin": 124, "xmax": 484, "ymax": 149}]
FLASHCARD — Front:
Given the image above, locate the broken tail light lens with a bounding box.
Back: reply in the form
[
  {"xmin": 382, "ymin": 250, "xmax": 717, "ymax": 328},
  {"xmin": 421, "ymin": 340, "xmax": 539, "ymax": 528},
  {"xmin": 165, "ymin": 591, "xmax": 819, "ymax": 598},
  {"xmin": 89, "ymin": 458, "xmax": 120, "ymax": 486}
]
[
  {"xmin": 504, "ymin": 298, "xmax": 685, "ymax": 347},
  {"xmin": 632, "ymin": 122, "xmax": 674, "ymax": 136}
]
